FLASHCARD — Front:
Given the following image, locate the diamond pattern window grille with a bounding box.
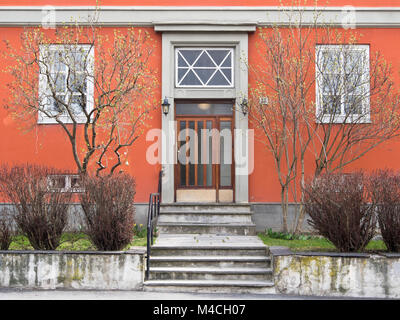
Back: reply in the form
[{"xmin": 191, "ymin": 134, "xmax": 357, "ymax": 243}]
[{"xmin": 176, "ymin": 48, "xmax": 234, "ymax": 87}]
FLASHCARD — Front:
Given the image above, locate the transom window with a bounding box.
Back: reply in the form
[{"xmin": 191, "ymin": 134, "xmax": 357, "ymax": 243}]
[
  {"xmin": 176, "ymin": 48, "xmax": 234, "ymax": 87},
  {"xmin": 316, "ymin": 45, "xmax": 370, "ymax": 123}
]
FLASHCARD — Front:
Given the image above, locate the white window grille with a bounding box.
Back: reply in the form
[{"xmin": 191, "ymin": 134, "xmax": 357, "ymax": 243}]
[
  {"xmin": 38, "ymin": 44, "xmax": 94, "ymax": 124},
  {"xmin": 316, "ymin": 45, "xmax": 370, "ymax": 123},
  {"xmin": 176, "ymin": 48, "xmax": 234, "ymax": 88}
]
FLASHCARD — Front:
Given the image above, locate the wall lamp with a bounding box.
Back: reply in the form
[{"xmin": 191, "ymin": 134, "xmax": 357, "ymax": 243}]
[
  {"xmin": 162, "ymin": 97, "xmax": 170, "ymax": 116},
  {"xmin": 240, "ymin": 97, "xmax": 248, "ymax": 116}
]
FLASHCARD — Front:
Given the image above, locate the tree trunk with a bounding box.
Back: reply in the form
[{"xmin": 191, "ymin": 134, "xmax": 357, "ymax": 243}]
[
  {"xmin": 294, "ymin": 159, "xmax": 306, "ymax": 235},
  {"xmin": 281, "ymin": 186, "xmax": 289, "ymax": 233},
  {"xmin": 294, "ymin": 203, "xmax": 306, "ymax": 235}
]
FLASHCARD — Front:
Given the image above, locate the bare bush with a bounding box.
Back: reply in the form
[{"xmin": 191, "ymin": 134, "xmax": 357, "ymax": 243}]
[
  {"xmin": 303, "ymin": 172, "xmax": 376, "ymax": 252},
  {"xmin": 0, "ymin": 210, "xmax": 14, "ymax": 250},
  {"xmin": 80, "ymin": 173, "xmax": 136, "ymax": 251},
  {"xmin": 369, "ymin": 169, "xmax": 400, "ymax": 252},
  {"xmin": 0, "ymin": 164, "xmax": 72, "ymax": 250}
]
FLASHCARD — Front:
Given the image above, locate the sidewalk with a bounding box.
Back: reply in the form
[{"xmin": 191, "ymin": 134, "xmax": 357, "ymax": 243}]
[{"xmin": 0, "ymin": 288, "xmax": 374, "ymax": 300}]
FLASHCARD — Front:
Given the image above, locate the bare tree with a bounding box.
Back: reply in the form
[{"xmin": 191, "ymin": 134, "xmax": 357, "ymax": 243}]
[
  {"xmin": 3, "ymin": 16, "xmax": 158, "ymax": 176},
  {"xmin": 249, "ymin": 7, "xmax": 400, "ymax": 233}
]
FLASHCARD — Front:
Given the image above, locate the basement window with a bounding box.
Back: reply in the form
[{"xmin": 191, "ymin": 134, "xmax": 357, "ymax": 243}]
[{"xmin": 47, "ymin": 174, "xmax": 84, "ymax": 193}]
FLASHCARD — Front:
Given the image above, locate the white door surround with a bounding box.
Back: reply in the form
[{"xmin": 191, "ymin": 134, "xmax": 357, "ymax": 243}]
[{"xmin": 160, "ymin": 30, "xmax": 251, "ymax": 203}]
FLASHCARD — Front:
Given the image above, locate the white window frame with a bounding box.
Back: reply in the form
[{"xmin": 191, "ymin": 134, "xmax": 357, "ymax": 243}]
[
  {"xmin": 175, "ymin": 47, "xmax": 234, "ymax": 88},
  {"xmin": 316, "ymin": 44, "xmax": 370, "ymax": 124},
  {"xmin": 38, "ymin": 44, "xmax": 94, "ymax": 124}
]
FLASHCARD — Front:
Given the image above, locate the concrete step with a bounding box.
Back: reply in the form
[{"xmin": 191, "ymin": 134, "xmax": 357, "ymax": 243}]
[
  {"xmin": 150, "ymin": 234, "xmax": 268, "ymax": 256},
  {"xmin": 147, "ymin": 203, "xmax": 274, "ymax": 293},
  {"xmin": 158, "ymin": 211, "xmax": 253, "ymax": 224},
  {"xmin": 148, "ymin": 267, "xmax": 273, "ymax": 281},
  {"xmin": 157, "ymin": 222, "xmax": 256, "ymax": 235},
  {"xmin": 160, "ymin": 203, "xmax": 251, "ymax": 213},
  {"xmin": 149, "ymin": 255, "xmax": 271, "ymax": 268},
  {"xmin": 150, "ymin": 245, "xmax": 268, "ymax": 257},
  {"xmin": 143, "ymin": 279, "xmax": 276, "ymax": 294}
]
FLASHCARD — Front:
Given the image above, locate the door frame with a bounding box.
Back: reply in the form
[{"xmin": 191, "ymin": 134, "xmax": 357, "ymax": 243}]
[{"xmin": 160, "ymin": 32, "xmax": 249, "ymax": 203}]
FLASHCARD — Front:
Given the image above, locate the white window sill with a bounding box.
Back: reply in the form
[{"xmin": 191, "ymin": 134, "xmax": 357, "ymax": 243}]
[
  {"xmin": 316, "ymin": 115, "xmax": 371, "ymax": 124},
  {"xmin": 37, "ymin": 116, "xmax": 88, "ymax": 124},
  {"xmin": 48, "ymin": 187, "xmax": 85, "ymax": 193}
]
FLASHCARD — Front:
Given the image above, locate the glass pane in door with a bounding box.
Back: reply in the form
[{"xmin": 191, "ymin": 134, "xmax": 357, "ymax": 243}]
[
  {"xmin": 197, "ymin": 121, "xmax": 204, "ymax": 186},
  {"xmin": 206, "ymin": 120, "xmax": 213, "ymax": 187},
  {"xmin": 220, "ymin": 120, "xmax": 232, "ymax": 187},
  {"xmin": 188, "ymin": 120, "xmax": 195, "ymax": 186},
  {"xmin": 178, "ymin": 121, "xmax": 187, "ymax": 186},
  {"xmin": 178, "ymin": 118, "xmax": 215, "ymax": 188}
]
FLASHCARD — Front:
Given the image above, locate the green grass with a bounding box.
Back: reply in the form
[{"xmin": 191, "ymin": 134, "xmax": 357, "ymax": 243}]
[
  {"xmin": 130, "ymin": 236, "xmax": 147, "ymax": 247},
  {"xmin": 7, "ymin": 231, "xmax": 148, "ymax": 251},
  {"xmin": 57, "ymin": 233, "xmax": 96, "ymax": 251},
  {"xmin": 8, "ymin": 228, "xmax": 386, "ymax": 253},
  {"xmin": 8, "ymin": 234, "xmax": 33, "ymax": 250},
  {"xmin": 257, "ymin": 233, "xmax": 387, "ymax": 252}
]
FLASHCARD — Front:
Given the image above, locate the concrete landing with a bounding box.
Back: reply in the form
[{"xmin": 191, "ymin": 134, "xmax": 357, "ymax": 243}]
[{"xmin": 153, "ymin": 234, "xmax": 266, "ymax": 247}]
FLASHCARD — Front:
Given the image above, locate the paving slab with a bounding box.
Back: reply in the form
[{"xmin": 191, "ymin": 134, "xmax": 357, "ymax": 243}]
[
  {"xmin": 0, "ymin": 288, "xmax": 380, "ymax": 300},
  {"xmin": 154, "ymin": 234, "xmax": 266, "ymax": 247}
]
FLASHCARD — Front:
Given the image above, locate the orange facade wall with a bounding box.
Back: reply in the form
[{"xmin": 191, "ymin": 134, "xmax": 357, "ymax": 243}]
[
  {"xmin": 1, "ymin": 2, "xmax": 400, "ymax": 203},
  {"xmin": 248, "ymin": 27, "xmax": 400, "ymax": 202},
  {"xmin": 0, "ymin": 27, "xmax": 162, "ymax": 203}
]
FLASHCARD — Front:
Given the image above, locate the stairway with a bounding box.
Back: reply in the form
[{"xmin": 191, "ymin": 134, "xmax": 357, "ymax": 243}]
[{"xmin": 143, "ymin": 203, "xmax": 275, "ymax": 294}]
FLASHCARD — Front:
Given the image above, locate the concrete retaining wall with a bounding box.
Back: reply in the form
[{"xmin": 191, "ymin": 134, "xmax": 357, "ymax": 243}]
[
  {"xmin": 270, "ymin": 247, "xmax": 400, "ymax": 299},
  {"xmin": 1, "ymin": 245, "xmax": 400, "ymax": 297},
  {"xmin": 0, "ymin": 249, "xmax": 146, "ymax": 290}
]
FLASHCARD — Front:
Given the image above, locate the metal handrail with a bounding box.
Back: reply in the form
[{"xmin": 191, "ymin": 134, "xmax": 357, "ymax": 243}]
[
  {"xmin": 145, "ymin": 170, "xmax": 162, "ymax": 280},
  {"xmin": 157, "ymin": 169, "xmax": 162, "ymax": 199}
]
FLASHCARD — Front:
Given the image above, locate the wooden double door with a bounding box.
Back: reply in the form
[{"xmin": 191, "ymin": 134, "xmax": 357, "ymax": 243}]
[{"xmin": 175, "ymin": 101, "xmax": 234, "ymax": 202}]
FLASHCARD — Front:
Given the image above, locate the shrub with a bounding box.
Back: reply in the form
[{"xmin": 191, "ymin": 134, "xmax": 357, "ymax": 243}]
[
  {"xmin": 369, "ymin": 169, "xmax": 400, "ymax": 252},
  {"xmin": 80, "ymin": 173, "xmax": 136, "ymax": 251},
  {"xmin": 0, "ymin": 210, "xmax": 14, "ymax": 250},
  {"xmin": 0, "ymin": 164, "xmax": 72, "ymax": 250},
  {"xmin": 303, "ymin": 172, "xmax": 376, "ymax": 252}
]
